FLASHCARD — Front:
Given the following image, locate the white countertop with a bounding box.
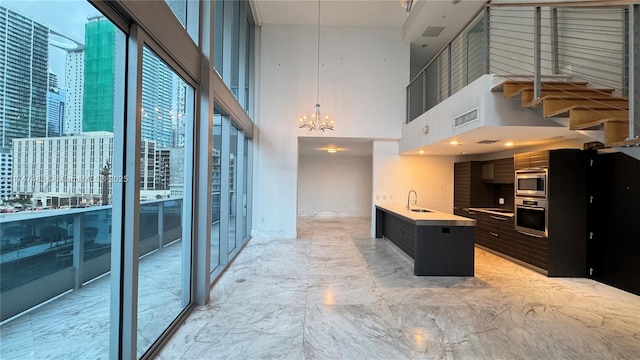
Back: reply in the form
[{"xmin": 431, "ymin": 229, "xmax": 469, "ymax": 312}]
[{"xmin": 376, "ymin": 203, "xmax": 476, "ymax": 227}]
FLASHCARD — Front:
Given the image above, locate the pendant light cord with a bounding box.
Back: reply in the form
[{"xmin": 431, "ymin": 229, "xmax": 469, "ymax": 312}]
[{"xmin": 316, "ymin": 0, "xmax": 320, "ymax": 104}]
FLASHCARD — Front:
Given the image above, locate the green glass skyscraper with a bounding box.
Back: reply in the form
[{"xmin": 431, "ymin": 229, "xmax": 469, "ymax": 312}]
[{"xmin": 82, "ymin": 16, "xmax": 116, "ymax": 132}]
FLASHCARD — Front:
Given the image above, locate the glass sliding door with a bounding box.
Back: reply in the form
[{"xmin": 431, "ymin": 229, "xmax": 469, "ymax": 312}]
[
  {"xmin": 227, "ymin": 124, "xmax": 238, "ymax": 254},
  {"xmin": 0, "ymin": 1, "xmax": 124, "ymax": 358},
  {"xmin": 211, "ymin": 112, "xmax": 222, "ymax": 274},
  {"xmin": 242, "ymin": 136, "xmax": 249, "ymax": 240},
  {"xmin": 136, "ymin": 45, "xmax": 193, "ymax": 357}
]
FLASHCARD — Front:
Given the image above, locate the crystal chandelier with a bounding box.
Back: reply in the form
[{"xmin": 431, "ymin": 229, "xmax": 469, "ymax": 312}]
[{"xmin": 298, "ymin": 0, "xmax": 334, "ymax": 131}]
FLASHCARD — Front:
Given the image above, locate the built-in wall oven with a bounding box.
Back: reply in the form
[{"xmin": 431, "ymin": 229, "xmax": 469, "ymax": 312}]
[
  {"xmin": 515, "ymin": 168, "xmax": 548, "ymax": 198},
  {"xmin": 515, "ymin": 197, "xmax": 548, "ymax": 238}
]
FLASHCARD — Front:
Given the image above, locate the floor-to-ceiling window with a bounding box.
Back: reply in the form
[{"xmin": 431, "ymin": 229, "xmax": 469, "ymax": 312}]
[
  {"xmin": 0, "ymin": 0, "xmax": 254, "ymax": 358},
  {"xmin": 211, "ymin": 111, "xmax": 222, "ymax": 275},
  {"xmin": 0, "ymin": 1, "xmax": 125, "ymax": 357},
  {"xmin": 242, "ymin": 136, "xmax": 249, "ymax": 240},
  {"xmin": 136, "ymin": 45, "xmax": 194, "ymax": 357},
  {"xmin": 228, "ymin": 124, "xmax": 238, "ymax": 254}
]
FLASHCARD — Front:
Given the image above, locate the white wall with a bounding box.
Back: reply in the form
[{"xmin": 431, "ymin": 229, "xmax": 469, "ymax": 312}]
[
  {"xmin": 253, "ymin": 24, "xmax": 409, "ymax": 238},
  {"xmin": 298, "ymin": 155, "xmax": 372, "ymax": 217},
  {"xmin": 372, "ymin": 140, "xmax": 456, "ymax": 236}
]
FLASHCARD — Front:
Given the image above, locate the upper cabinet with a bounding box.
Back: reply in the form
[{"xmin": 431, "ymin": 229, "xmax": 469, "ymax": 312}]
[
  {"xmin": 514, "ymin": 150, "xmax": 550, "ymax": 170},
  {"xmin": 482, "ymin": 157, "xmax": 514, "ymax": 184}
]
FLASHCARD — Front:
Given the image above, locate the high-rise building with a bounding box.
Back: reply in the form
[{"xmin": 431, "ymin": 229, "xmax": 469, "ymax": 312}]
[
  {"xmin": 63, "ymin": 49, "xmax": 84, "ymax": 135},
  {"xmin": 83, "ymin": 17, "xmax": 176, "ymax": 147},
  {"xmin": 47, "ymin": 72, "xmax": 65, "ymax": 137},
  {"xmin": 83, "ymin": 16, "xmax": 117, "ymax": 133},
  {"xmin": 0, "ymin": 6, "xmax": 49, "ymax": 153},
  {"xmin": 141, "ymin": 47, "xmax": 176, "ymax": 147},
  {"xmin": 0, "ymin": 153, "xmax": 12, "ymax": 199}
]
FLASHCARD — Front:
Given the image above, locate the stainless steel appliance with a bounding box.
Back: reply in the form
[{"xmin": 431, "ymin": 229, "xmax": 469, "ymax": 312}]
[
  {"xmin": 515, "ymin": 197, "xmax": 548, "ymax": 238},
  {"xmin": 515, "ymin": 167, "xmax": 548, "ymax": 198}
]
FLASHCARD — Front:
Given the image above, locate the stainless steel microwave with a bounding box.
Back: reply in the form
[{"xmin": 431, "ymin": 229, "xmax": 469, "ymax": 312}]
[{"xmin": 515, "ymin": 168, "xmax": 548, "ymax": 198}]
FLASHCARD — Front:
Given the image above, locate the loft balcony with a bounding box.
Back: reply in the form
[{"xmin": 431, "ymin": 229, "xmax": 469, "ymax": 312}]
[{"xmin": 403, "ymin": 2, "xmax": 640, "ymax": 158}]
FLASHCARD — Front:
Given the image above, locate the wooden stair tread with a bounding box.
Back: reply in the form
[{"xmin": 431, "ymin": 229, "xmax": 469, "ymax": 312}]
[
  {"xmin": 543, "ymin": 99, "xmax": 629, "ymax": 118},
  {"xmin": 571, "ymin": 117, "xmax": 628, "ymax": 130},
  {"xmin": 537, "ymin": 94, "xmax": 628, "ymax": 102},
  {"xmin": 523, "ymin": 92, "xmax": 623, "ymax": 108},
  {"xmin": 499, "ymin": 81, "xmax": 589, "ymax": 98},
  {"xmin": 506, "ymin": 84, "xmax": 609, "ymax": 100},
  {"xmin": 609, "ymin": 137, "xmax": 640, "ymax": 147},
  {"xmin": 568, "ymin": 108, "xmax": 628, "ymax": 124}
]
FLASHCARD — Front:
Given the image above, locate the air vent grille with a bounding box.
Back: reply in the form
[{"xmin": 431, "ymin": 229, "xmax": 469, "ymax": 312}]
[
  {"xmin": 422, "ymin": 26, "xmax": 445, "ymax": 37},
  {"xmin": 477, "ymin": 140, "xmax": 499, "ymax": 144},
  {"xmin": 453, "ymin": 108, "xmax": 478, "ymax": 128}
]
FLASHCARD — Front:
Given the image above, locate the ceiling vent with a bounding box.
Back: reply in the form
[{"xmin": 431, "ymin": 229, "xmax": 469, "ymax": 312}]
[
  {"xmin": 477, "ymin": 140, "xmax": 500, "ymax": 144},
  {"xmin": 453, "ymin": 108, "xmax": 478, "ymax": 128},
  {"xmin": 422, "ymin": 26, "xmax": 445, "ymax": 37}
]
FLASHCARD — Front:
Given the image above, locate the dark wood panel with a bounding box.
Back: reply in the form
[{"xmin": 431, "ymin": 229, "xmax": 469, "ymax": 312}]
[
  {"xmin": 382, "ymin": 212, "xmax": 415, "ymax": 259},
  {"xmin": 514, "ymin": 153, "xmax": 530, "ymax": 170},
  {"xmin": 529, "ymin": 150, "xmax": 550, "ymax": 169},
  {"xmin": 493, "ymin": 157, "xmax": 514, "ymax": 183},
  {"xmin": 454, "ymin": 162, "xmax": 471, "ymax": 209},
  {"xmin": 548, "ymin": 149, "xmax": 586, "ymax": 277},
  {"xmin": 589, "ymin": 152, "xmax": 640, "ymax": 295}
]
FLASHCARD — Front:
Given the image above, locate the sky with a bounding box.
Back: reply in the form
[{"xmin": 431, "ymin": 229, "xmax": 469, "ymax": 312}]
[{"xmin": 3, "ymin": 0, "xmax": 103, "ymax": 88}]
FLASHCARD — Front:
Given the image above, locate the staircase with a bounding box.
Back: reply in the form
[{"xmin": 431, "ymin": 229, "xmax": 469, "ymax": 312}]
[{"xmin": 492, "ymin": 79, "xmax": 638, "ymax": 148}]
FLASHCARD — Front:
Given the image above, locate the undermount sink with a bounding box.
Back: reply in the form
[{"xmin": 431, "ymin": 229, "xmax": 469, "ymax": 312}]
[{"xmin": 410, "ymin": 208, "xmax": 431, "ymax": 213}]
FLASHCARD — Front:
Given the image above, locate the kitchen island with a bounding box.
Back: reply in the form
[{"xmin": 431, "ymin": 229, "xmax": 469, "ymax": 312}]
[{"xmin": 375, "ymin": 203, "xmax": 476, "ymax": 276}]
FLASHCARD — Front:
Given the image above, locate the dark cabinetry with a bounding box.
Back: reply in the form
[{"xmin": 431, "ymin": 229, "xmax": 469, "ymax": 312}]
[
  {"xmin": 472, "ymin": 211, "xmax": 548, "ymax": 270},
  {"xmin": 482, "ymin": 158, "xmax": 514, "ymax": 183},
  {"xmin": 457, "ymin": 149, "xmax": 586, "ymax": 276},
  {"xmin": 514, "ymin": 150, "xmax": 549, "ymax": 170},
  {"xmin": 453, "ymin": 162, "xmax": 492, "ymax": 215},
  {"xmin": 589, "ymin": 152, "xmax": 640, "ymax": 296}
]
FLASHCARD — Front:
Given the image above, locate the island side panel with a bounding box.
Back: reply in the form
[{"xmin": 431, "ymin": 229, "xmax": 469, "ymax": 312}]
[
  {"xmin": 375, "ymin": 207, "xmax": 384, "ymax": 238},
  {"xmin": 414, "ymin": 226, "xmax": 475, "ymax": 276},
  {"xmin": 381, "ymin": 211, "xmax": 416, "ymax": 259}
]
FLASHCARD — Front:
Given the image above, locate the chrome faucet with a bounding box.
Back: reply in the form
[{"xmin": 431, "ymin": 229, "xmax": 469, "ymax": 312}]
[{"xmin": 407, "ymin": 190, "xmax": 417, "ymax": 209}]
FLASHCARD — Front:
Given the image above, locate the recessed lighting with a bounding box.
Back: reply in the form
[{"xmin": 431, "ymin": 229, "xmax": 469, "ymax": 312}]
[
  {"xmin": 418, "ymin": 150, "xmax": 425, "ymax": 155},
  {"xmin": 505, "ymin": 141, "xmax": 515, "ymax": 147},
  {"xmin": 326, "ymin": 148, "xmax": 338, "ymax": 153},
  {"xmin": 449, "ymin": 140, "xmax": 460, "ymax": 145}
]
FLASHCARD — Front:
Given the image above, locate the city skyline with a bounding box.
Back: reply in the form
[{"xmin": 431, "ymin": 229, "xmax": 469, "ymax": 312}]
[{"xmin": 2, "ymin": 1, "xmax": 98, "ymax": 89}]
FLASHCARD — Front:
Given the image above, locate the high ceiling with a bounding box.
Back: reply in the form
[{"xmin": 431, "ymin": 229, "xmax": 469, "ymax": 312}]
[
  {"xmin": 251, "ymin": 0, "xmax": 487, "ymax": 76},
  {"xmin": 253, "ymin": 1, "xmax": 595, "ymax": 157}
]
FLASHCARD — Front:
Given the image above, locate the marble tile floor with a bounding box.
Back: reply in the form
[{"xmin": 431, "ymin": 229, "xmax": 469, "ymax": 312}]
[{"xmin": 157, "ymin": 217, "xmax": 640, "ymax": 360}]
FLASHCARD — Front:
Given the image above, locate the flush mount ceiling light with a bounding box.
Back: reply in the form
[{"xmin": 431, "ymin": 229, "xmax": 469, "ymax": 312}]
[
  {"xmin": 298, "ymin": 0, "xmax": 334, "ymax": 131},
  {"xmin": 401, "ymin": 0, "xmax": 414, "ymax": 12},
  {"xmin": 326, "ymin": 148, "xmax": 338, "ymax": 154}
]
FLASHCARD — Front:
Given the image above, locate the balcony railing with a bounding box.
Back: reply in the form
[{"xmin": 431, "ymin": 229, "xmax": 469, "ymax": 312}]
[
  {"xmin": 406, "ymin": 2, "xmax": 639, "ymax": 143},
  {"xmin": 0, "ymin": 198, "xmax": 182, "ymax": 321}
]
